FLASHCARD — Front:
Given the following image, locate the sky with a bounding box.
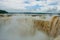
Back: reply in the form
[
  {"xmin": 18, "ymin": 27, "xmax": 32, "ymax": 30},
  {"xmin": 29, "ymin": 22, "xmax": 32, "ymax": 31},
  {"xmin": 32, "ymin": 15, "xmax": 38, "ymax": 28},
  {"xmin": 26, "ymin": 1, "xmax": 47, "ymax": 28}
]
[{"xmin": 0, "ymin": 0, "xmax": 60, "ymax": 13}]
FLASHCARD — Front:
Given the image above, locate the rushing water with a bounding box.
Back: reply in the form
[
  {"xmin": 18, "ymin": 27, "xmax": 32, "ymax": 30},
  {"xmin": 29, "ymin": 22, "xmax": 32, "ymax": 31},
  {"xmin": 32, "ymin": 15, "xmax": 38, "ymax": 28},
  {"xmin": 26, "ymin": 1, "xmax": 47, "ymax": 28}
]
[{"xmin": 0, "ymin": 14, "xmax": 59, "ymax": 40}]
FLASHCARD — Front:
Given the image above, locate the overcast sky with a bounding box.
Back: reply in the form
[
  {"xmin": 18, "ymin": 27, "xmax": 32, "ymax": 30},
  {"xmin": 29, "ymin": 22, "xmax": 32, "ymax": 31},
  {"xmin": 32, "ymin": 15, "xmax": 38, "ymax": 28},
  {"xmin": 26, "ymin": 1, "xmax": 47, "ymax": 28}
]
[{"xmin": 0, "ymin": 0, "xmax": 60, "ymax": 13}]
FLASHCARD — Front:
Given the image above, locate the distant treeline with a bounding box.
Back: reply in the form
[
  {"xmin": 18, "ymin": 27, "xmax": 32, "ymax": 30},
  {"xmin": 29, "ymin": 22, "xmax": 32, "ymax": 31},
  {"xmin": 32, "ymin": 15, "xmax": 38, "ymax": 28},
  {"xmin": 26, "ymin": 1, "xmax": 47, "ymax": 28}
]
[
  {"xmin": 0, "ymin": 10, "xmax": 60, "ymax": 15},
  {"xmin": 0, "ymin": 10, "xmax": 8, "ymax": 13}
]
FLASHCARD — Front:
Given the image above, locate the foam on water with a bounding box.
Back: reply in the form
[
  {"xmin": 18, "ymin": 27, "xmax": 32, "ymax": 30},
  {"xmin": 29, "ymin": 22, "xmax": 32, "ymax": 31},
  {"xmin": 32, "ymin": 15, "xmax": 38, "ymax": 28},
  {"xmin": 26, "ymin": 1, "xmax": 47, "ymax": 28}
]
[{"xmin": 0, "ymin": 16, "xmax": 50, "ymax": 40}]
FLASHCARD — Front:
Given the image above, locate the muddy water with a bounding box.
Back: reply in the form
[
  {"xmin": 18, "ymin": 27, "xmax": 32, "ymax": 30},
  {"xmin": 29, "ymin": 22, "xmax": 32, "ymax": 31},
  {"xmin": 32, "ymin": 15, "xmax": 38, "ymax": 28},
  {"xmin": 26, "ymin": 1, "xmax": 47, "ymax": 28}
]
[{"xmin": 0, "ymin": 15, "xmax": 51, "ymax": 40}]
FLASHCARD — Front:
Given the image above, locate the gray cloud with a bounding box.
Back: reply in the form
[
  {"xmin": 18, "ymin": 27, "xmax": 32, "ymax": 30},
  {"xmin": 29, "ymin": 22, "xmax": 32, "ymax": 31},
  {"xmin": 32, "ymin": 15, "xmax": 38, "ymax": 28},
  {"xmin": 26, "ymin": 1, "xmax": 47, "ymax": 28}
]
[{"xmin": 0, "ymin": 0, "xmax": 59, "ymax": 13}]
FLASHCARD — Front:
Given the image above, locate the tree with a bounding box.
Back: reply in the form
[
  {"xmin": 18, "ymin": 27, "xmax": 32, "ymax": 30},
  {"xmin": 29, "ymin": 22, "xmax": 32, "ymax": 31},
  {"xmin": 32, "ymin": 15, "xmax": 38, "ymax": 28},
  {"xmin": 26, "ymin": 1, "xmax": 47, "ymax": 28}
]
[{"xmin": 0, "ymin": 10, "xmax": 8, "ymax": 13}]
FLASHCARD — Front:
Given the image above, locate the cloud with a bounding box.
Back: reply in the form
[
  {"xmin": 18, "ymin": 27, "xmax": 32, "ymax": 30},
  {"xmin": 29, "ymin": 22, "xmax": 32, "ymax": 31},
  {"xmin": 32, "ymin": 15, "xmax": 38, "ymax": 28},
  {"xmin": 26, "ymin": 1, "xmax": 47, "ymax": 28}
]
[
  {"xmin": 0, "ymin": 0, "xmax": 59, "ymax": 13},
  {"xmin": 0, "ymin": 0, "xmax": 26, "ymax": 9}
]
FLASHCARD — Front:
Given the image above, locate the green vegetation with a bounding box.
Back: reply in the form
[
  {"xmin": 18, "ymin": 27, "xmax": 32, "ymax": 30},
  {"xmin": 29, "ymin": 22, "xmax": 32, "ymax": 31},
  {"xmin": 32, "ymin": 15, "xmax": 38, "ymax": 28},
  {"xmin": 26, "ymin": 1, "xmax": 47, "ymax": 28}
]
[{"xmin": 0, "ymin": 10, "xmax": 8, "ymax": 13}]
